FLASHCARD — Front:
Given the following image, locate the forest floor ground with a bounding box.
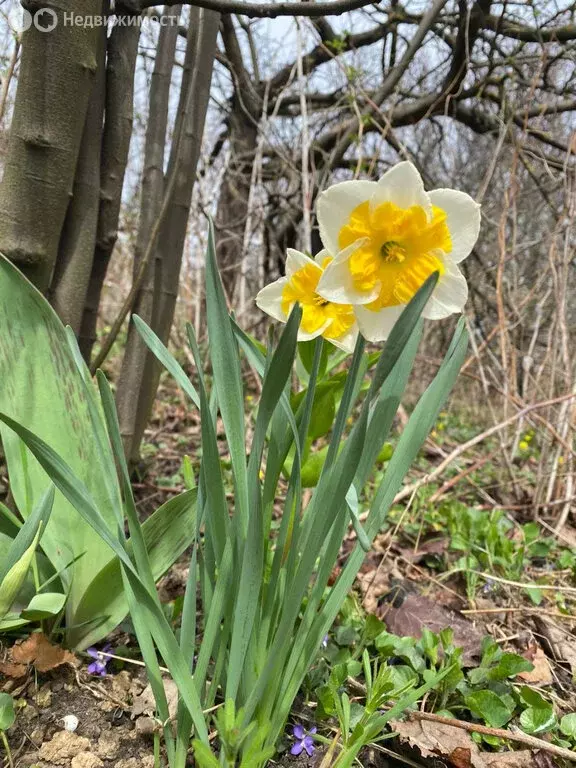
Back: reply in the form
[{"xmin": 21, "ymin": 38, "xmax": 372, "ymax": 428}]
[{"xmin": 2, "ymin": 375, "xmax": 576, "ymax": 768}]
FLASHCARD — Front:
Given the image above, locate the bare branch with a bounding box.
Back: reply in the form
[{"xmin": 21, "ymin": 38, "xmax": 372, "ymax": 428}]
[
  {"xmin": 484, "ymin": 14, "xmax": 576, "ymax": 43},
  {"xmin": 133, "ymin": 0, "xmax": 380, "ymax": 18}
]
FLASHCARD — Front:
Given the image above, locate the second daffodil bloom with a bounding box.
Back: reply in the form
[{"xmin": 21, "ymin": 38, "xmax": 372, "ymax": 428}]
[
  {"xmin": 255, "ymin": 249, "xmax": 359, "ymax": 352},
  {"xmin": 316, "ymin": 162, "xmax": 481, "ymax": 342}
]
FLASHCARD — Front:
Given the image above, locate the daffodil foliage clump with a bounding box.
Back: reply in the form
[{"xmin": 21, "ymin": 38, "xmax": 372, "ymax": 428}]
[{"xmin": 0, "ymin": 163, "xmax": 480, "ymax": 767}]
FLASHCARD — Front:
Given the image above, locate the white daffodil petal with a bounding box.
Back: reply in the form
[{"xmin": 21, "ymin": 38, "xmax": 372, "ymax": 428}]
[
  {"xmin": 328, "ymin": 324, "xmax": 359, "ymax": 354},
  {"xmin": 423, "ymin": 258, "xmax": 468, "ymax": 320},
  {"xmin": 317, "ymin": 258, "xmax": 381, "ymax": 305},
  {"xmin": 428, "ymin": 189, "xmax": 481, "ymax": 264},
  {"xmin": 314, "ymin": 249, "xmax": 330, "ymax": 265},
  {"xmin": 354, "ymin": 304, "xmax": 405, "ymax": 343},
  {"xmin": 317, "ymin": 180, "xmax": 379, "ymax": 255},
  {"xmin": 285, "ymin": 248, "xmax": 317, "ymax": 276},
  {"xmin": 371, "ymin": 161, "xmax": 431, "ymax": 216},
  {"xmin": 255, "ymin": 278, "xmax": 288, "ymax": 322},
  {"xmin": 331, "ymin": 238, "xmax": 369, "ymax": 264},
  {"xmin": 298, "ymin": 320, "xmax": 332, "ymax": 341}
]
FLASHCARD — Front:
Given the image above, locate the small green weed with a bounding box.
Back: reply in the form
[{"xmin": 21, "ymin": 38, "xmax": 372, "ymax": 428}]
[
  {"xmin": 306, "ymin": 618, "xmax": 576, "ymax": 758},
  {"xmin": 388, "ymin": 500, "xmax": 576, "ymax": 603}
]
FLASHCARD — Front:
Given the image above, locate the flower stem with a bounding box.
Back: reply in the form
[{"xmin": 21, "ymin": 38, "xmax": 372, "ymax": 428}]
[{"xmin": 1, "ymin": 730, "xmax": 14, "ymax": 768}]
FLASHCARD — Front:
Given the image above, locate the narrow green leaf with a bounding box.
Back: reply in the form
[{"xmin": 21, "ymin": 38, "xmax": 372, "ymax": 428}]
[
  {"xmin": 73, "ymin": 490, "xmax": 198, "ymax": 650},
  {"xmin": 132, "ymin": 314, "xmax": 200, "ymax": 408},
  {"xmin": 268, "ymin": 319, "xmax": 468, "ymax": 740},
  {"xmin": 0, "ymin": 502, "xmax": 21, "ymax": 538},
  {"xmin": 227, "ymin": 305, "xmax": 301, "ymax": 701},
  {"xmin": 191, "ymin": 741, "xmax": 220, "ymax": 767},
  {"xmin": 0, "ymin": 485, "xmax": 54, "ymax": 585},
  {"xmin": 0, "ymin": 526, "xmax": 42, "ymax": 619},
  {"xmin": 204, "ymin": 219, "xmax": 249, "ymax": 532}
]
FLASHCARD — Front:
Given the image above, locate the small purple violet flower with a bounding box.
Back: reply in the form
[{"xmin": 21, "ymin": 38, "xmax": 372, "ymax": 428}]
[
  {"xmin": 86, "ymin": 644, "xmax": 113, "ymax": 676},
  {"xmin": 321, "ymin": 634, "xmax": 329, "ymax": 648},
  {"xmin": 290, "ymin": 724, "xmax": 316, "ymax": 756}
]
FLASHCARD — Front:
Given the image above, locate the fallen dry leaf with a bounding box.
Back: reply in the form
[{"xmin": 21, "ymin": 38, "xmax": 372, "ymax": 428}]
[
  {"xmin": 12, "ymin": 632, "xmax": 78, "ymax": 672},
  {"xmin": 518, "ymin": 644, "xmax": 553, "ymax": 685},
  {"xmin": 533, "ymin": 617, "xmax": 576, "ymax": 677},
  {"xmin": 381, "ymin": 592, "xmax": 484, "ymax": 664},
  {"xmin": 398, "ymin": 538, "xmax": 448, "ymax": 563},
  {"xmin": 391, "ymin": 718, "xmax": 539, "ymax": 768},
  {"xmin": 0, "ymin": 633, "xmax": 78, "ymax": 677},
  {"xmin": 131, "ymin": 678, "xmax": 178, "ymax": 720},
  {"xmin": 357, "ymin": 568, "xmax": 391, "ymax": 614},
  {"xmin": 0, "ymin": 661, "xmax": 27, "ymax": 678}
]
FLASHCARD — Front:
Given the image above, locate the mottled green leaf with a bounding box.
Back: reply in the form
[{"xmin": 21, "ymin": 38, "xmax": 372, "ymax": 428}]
[
  {"xmin": 560, "ymin": 713, "xmax": 576, "ymax": 739},
  {"xmin": 0, "ymin": 255, "xmax": 121, "ymax": 629}
]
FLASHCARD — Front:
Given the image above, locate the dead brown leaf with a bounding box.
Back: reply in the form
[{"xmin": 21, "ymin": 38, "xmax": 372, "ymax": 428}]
[
  {"xmin": 0, "ymin": 662, "xmax": 27, "ymax": 678},
  {"xmin": 0, "ymin": 633, "xmax": 78, "ymax": 677},
  {"xmin": 533, "ymin": 617, "xmax": 576, "ymax": 676},
  {"xmin": 450, "ymin": 746, "xmax": 473, "ymax": 768},
  {"xmin": 391, "ymin": 719, "xmax": 540, "ymax": 768},
  {"xmin": 382, "ymin": 593, "xmax": 484, "ymax": 664},
  {"xmin": 357, "ymin": 568, "xmax": 391, "ymax": 614},
  {"xmin": 518, "ymin": 644, "xmax": 553, "ymax": 685},
  {"xmin": 131, "ymin": 678, "xmax": 178, "ymax": 720},
  {"xmin": 398, "ymin": 538, "xmax": 447, "ymax": 563}
]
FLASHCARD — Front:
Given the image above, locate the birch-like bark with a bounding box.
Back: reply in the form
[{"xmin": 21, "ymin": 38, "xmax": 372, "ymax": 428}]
[
  {"xmin": 0, "ymin": 0, "xmax": 102, "ymax": 291},
  {"xmin": 116, "ymin": 7, "xmax": 220, "ymax": 462},
  {"xmin": 78, "ymin": 19, "xmax": 140, "ymax": 361}
]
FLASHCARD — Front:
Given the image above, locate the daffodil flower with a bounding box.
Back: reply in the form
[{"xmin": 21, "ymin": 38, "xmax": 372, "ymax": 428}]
[
  {"xmin": 255, "ymin": 248, "xmax": 359, "ymax": 352},
  {"xmin": 316, "ymin": 162, "xmax": 481, "ymax": 342}
]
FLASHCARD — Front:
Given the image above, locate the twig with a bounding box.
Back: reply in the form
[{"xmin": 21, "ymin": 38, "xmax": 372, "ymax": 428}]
[
  {"xmin": 408, "ymin": 710, "xmax": 576, "ymax": 763},
  {"xmin": 388, "ymin": 392, "xmax": 576, "ymax": 506},
  {"xmin": 442, "ymin": 570, "xmax": 576, "ymax": 595},
  {"xmin": 296, "ymin": 18, "xmax": 312, "ymax": 254},
  {"xmin": 0, "ymin": 39, "xmax": 19, "ymax": 125},
  {"xmin": 428, "ymin": 452, "xmax": 496, "ymax": 503},
  {"xmin": 98, "ymin": 649, "xmax": 169, "ymax": 673},
  {"xmin": 134, "ymin": 0, "xmax": 379, "ymax": 17},
  {"xmin": 461, "ymin": 607, "xmax": 576, "ymax": 619}
]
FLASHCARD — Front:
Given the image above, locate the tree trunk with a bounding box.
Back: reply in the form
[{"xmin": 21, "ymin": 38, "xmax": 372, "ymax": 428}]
[
  {"xmin": 215, "ymin": 16, "xmax": 261, "ymax": 301},
  {"xmin": 48, "ymin": 15, "xmax": 107, "ymax": 332},
  {"xmin": 116, "ymin": 7, "xmax": 220, "ymax": 463},
  {"xmin": 0, "ymin": 0, "xmax": 102, "ymax": 291},
  {"xmin": 78, "ymin": 17, "xmax": 140, "ymax": 362},
  {"xmin": 113, "ymin": 6, "xmax": 181, "ymax": 458}
]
